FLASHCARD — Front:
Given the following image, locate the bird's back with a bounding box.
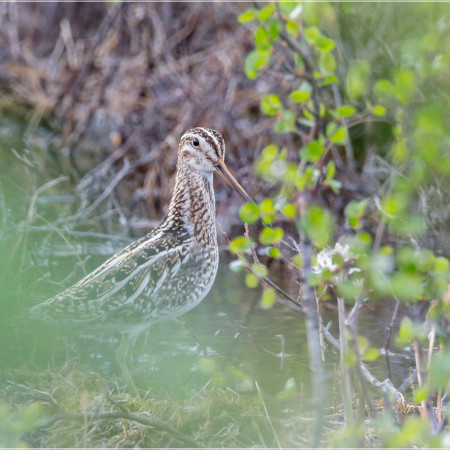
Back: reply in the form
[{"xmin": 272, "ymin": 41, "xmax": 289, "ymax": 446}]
[{"xmin": 31, "ymin": 224, "xmax": 219, "ymax": 330}]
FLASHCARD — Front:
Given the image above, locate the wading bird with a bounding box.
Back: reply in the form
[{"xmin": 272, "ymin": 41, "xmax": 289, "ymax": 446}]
[{"xmin": 31, "ymin": 127, "xmax": 253, "ymax": 387}]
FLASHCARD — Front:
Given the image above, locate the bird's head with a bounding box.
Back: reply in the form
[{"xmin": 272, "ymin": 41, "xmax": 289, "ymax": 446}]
[{"xmin": 179, "ymin": 127, "xmax": 254, "ymax": 203}]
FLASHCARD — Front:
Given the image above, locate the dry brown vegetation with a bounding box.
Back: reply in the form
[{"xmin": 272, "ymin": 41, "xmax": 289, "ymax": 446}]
[{"xmin": 0, "ymin": 2, "xmax": 275, "ymax": 227}]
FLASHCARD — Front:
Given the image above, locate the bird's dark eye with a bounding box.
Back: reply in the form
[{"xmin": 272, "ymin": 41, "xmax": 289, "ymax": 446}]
[{"xmin": 193, "ymin": 138, "xmax": 200, "ymax": 147}]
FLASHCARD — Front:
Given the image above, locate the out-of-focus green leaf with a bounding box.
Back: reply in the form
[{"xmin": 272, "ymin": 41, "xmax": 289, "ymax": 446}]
[
  {"xmin": 337, "ymin": 105, "xmax": 356, "ymax": 118},
  {"xmin": 269, "ymin": 247, "xmax": 281, "ymax": 258},
  {"xmin": 258, "ymin": 4, "xmax": 276, "ymax": 21},
  {"xmin": 282, "ymin": 203, "xmax": 297, "ymax": 218},
  {"xmin": 266, "ymin": 18, "xmax": 281, "ymax": 39},
  {"xmin": 252, "ymin": 263, "xmax": 268, "ymax": 278},
  {"xmin": 238, "ymin": 8, "xmax": 257, "ymax": 23},
  {"xmin": 286, "ymin": 19, "xmax": 300, "ymax": 37},
  {"xmin": 229, "ymin": 236, "xmax": 253, "ymax": 253},
  {"xmin": 374, "ymin": 79, "xmax": 395, "ymax": 99},
  {"xmin": 413, "ymin": 387, "xmax": 429, "ymax": 403},
  {"xmin": 274, "ymin": 110, "xmax": 296, "ymax": 133},
  {"xmin": 363, "ymin": 348, "xmax": 380, "ymax": 362},
  {"xmin": 261, "ymin": 287, "xmax": 276, "ymax": 309},
  {"xmin": 299, "ymin": 204, "xmax": 334, "ymax": 248},
  {"xmin": 433, "ymin": 257, "xmax": 449, "ymax": 275},
  {"xmin": 255, "ymin": 27, "xmax": 271, "ymax": 50},
  {"xmin": 260, "ymin": 94, "xmax": 282, "ymax": 115},
  {"xmin": 346, "ymin": 60, "xmax": 369, "ymax": 99},
  {"xmin": 394, "ymin": 68, "xmax": 415, "ymax": 104},
  {"xmin": 320, "ymin": 51, "xmax": 336, "ymax": 73},
  {"xmin": 290, "ymin": 90, "xmax": 310, "ymax": 103},
  {"xmin": 244, "ymin": 50, "xmax": 270, "ymax": 79},
  {"xmin": 260, "ymin": 227, "xmax": 284, "ymax": 245},
  {"xmin": 279, "ymin": 1, "xmax": 298, "ymax": 15},
  {"xmin": 330, "ymin": 126, "xmax": 346, "ymax": 144},
  {"xmin": 239, "ymin": 202, "xmax": 259, "ymax": 224},
  {"xmin": 372, "ymin": 105, "xmax": 387, "ymax": 116},
  {"xmin": 300, "ymin": 140, "xmax": 324, "ymax": 162},
  {"xmin": 345, "ymin": 199, "xmax": 369, "ymax": 219},
  {"xmin": 325, "ymin": 161, "xmax": 336, "ymax": 180},
  {"xmin": 392, "ymin": 272, "xmax": 424, "ymax": 302},
  {"xmin": 304, "ymin": 26, "xmax": 321, "ymax": 45},
  {"xmin": 245, "ymin": 273, "xmax": 259, "ymax": 288}
]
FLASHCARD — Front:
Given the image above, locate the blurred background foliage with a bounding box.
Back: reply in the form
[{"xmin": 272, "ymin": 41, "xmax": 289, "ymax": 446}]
[{"xmin": 0, "ymin": 1, "xmax": 449, "ymax": 447}]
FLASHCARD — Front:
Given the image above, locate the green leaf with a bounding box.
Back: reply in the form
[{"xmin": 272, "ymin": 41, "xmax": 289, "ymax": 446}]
[
  {"xmin": 394, "ymin": 68, "xmax": 415, "ymax": 104},
  {"xmin": 304, "ymin": 26, "xmax": 321, "ymax": 45},
  {"xmin": 374, "ymin": 79, "xmax": 395, "ymax": 99},
  {"xmin": 316, "ymin": 36, "xmax": 335, "ymax": 52},
  {"xmin": 397, "ymin": 317, "xmax": 415, "ymax": 345},
  {"xmin": 238, "ymin": 8, "xmax": 257, "ymax": 23},
  {"xmin": 274, "ymin": 110, "xmax": 296, "ymax": 133},
  {"xmin": 261, "ymin": 287, "xmax": 276, "ymax": 309},
  {"xmin": 229, "ymin": 236, "xmax": 252, "ymax": 253},
  {"xmin": 372, "ymin": 105, "xmax": 387, "ymax": 116},
  {"xmin": 260, "ymin": 94, "xmax": 282, "ymax": 116},
  {"xmin": 363, "ymin": 348, "xmax": 380, "ymax": 362},
  {"xmin": 293, "ymin": 253, "xmax": 302, "ymax": 268},
  {"xmin": 320, "ymin": 51, "xmax": 336, "ymax": 73},
  {"xmin": 252, "ymin": 263, "xmax": 268, "ymax": 278},
  {"xmin": 239, "ymin": 202, "xmax": 259, "ymax": 224},
  {"xmin": 279, "ymin": 2, "xmax": 297, "ymax": 15},
  {"xmin": 307, "ymin": 272, "xmax": 321, "ymax": 286},
  {"xmin": 413, "ymin": 387, "xmax": 429, "ymax": 403},
  {"xmin": 391, "ymin": 272, "xmax": 424, "ymax": 302},
  {"xmin": 327, "ymin": 179, "xmax": 342, "ymax": 193},
  {"xmin": 433, "ymin": 257, "xmax": 449, "ymax": 275},
  {"xmin": 321, "ymin": 74, "xmax": 339, "ymax": 86},
  {"xmin": 266, "ymin": 18, "xmax": 281, "ymax": 39},
  {"xmin": 337, "ymin": 105, "xmax": 356, "ymax": 118},
  {"xmin": 381, "ymin": 194, "xmax": 407, "ymax": 219},
  {"xmin": 258, "ymin": 4, "xmax": 276, "ymax": 21},
  {"xmin": 300, "ymin": 140, "xmax": 324, "ymax": 162},
  {"xmin": 344, "ymin": 199, "xmax": 369, "ymax": 219},
  {"xmin": 259, "ymin": 227, "xmax": 284, "ymax": 245},
  {"xmin": 255, "ymin": 26, "xmax": 271, "ymax": 50},
  {"xmin": 300, "ymin": 205, "xmax": 334, "ymax": 248},
  {"xmin": 330, "ymin": 126, "xmax": 346, "ymax": 144},
  {"xmin": 244, "ymin": 50, "xmax": 270, "ymax": 79},
  {"xmin": 325, "ymin": 161, "xmax": 336, "ymax": 180},
  {"xmin": 282, "ymin": 203, "xmax": 296, "ymax": 218},
  {"xmin": 344, "ymin": 348, "xmax": 357, "ymax": 367},
  {"xmin": 269, "ymin": 247, "xmax": 281, "ymax": 258},
  {"xmin": 290, "ymin": 90, "xmax": 310, "ymax": 103},
  {"xmin": 245, "ymin": 273, "xmax": 259, "ymax": 288},
  {"xmin": 286, "ymin": 19, "xmax": 300, "ymax": 37},
  {"xmin": 346, "ymin": 60, "xmax": 369, "ymax": 99},
  {"xmin": 259, "ymin": 198, "xmax": 274, "ymax": 215}
]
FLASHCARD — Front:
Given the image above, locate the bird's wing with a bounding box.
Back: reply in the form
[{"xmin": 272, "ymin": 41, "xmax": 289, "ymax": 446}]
[{"xmin": 31, "ymin": 228, "xmax": 193, "ymax": 322}]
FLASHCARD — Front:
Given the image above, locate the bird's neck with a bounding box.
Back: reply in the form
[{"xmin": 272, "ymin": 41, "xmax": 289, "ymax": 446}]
[{"xmin": 163, "ymin": 163, "xmax": 216, "ymax": 238}]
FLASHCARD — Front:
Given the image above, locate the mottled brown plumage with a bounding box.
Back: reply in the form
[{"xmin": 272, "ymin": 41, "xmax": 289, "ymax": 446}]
[{"xmin": 31, "ymin": 128, "xmax": 253, "ymax": 335}]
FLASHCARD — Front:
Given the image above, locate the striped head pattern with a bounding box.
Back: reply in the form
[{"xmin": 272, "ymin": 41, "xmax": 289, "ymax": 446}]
[
  {"xmin": 179, "ymin": 127, "xmax": 254, "ymax": 204},
  {"xmin": 179, "ymin": 127, "xmax": 225, "ymax": 173}
]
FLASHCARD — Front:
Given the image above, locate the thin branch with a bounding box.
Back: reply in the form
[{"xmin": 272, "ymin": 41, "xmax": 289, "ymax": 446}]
[{"xmin": 218, "ymin": 222, "xmax": 304, "ymax": 311}]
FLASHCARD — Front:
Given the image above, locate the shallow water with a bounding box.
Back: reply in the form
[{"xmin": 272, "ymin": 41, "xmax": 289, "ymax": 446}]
[{"xmin": 0, "ymin": 115, "xmax": 411, "ymax": 445}]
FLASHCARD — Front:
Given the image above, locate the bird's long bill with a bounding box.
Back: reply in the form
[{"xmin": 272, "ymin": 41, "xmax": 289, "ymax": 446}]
[{"xmin": 216, "ymin": 159, "xmax": 255, "ymax": 204}]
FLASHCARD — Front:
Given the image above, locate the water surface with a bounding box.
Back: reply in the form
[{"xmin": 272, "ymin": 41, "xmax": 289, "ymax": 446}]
[{"xmin": 0, "ymin": 115, "xmax": 410, "ymax": 446}]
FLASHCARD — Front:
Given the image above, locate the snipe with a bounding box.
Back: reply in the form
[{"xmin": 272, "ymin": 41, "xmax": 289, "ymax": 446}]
[{"xmin": 31, "ymin": 127, "xmax": 253, "ymax": 335}]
